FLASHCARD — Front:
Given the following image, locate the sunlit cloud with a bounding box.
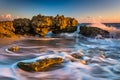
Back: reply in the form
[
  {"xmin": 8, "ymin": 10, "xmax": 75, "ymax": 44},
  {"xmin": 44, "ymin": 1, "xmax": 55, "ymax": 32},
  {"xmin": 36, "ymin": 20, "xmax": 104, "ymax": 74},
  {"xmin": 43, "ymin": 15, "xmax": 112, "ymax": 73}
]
[
  {"xmin": 0, "ymin": 14, "xmax": 21, "ymax": 21},
  {"xmin": 77, "ymin": 16, "xmax": 120, "ymax": 23},
  {"xmin": 0, "ymin": 14, "xmax": 13, "ymax": 21}
]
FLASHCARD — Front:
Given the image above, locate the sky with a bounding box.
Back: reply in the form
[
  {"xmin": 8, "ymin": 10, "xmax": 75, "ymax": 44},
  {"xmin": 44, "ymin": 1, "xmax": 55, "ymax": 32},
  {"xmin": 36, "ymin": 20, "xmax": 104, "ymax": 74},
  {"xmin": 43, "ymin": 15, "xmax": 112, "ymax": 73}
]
[{"xmin": 0, "ymin": 0, "xmax": 120, "ymax": 23}]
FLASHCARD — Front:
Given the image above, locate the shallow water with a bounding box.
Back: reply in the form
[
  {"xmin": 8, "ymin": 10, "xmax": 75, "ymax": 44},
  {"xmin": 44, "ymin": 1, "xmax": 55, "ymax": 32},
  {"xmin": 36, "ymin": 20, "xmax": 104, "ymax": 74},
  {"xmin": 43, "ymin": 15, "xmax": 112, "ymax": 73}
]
[{"xmin": 0, "ymin": 35, "xmax": 120, "ymax": 80}]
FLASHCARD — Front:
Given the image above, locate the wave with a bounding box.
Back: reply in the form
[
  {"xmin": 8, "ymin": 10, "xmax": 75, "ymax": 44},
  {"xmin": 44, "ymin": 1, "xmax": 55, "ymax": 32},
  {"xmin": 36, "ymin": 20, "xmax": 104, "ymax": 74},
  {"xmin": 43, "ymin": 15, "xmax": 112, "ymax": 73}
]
[{"xmin": 87, "ymin": 22, "xmax": 120, "ymax": 38}]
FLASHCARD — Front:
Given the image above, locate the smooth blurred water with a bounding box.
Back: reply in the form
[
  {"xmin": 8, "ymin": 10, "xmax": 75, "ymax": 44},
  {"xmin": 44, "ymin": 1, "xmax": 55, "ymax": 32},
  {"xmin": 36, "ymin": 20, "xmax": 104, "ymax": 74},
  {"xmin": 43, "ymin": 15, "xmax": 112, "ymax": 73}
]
[{"xmin": 0, "ymin": 36, "xmax": 120, "ymax": 80}]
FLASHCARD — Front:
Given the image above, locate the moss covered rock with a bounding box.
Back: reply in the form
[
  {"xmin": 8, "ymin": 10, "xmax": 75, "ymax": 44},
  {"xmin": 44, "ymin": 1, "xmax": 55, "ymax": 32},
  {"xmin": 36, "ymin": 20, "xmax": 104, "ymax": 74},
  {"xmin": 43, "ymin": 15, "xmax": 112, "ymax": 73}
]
[{"xmin": 17, "ymin": 57, "xmax": 63, "ymax": 72}]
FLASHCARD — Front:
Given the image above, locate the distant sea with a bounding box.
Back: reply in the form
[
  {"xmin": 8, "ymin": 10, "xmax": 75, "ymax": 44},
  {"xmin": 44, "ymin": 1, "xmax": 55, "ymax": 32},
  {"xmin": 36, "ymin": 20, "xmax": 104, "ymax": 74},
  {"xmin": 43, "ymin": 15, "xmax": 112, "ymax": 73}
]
[{"xmin": 81, "ymin": 23, "xmax": 120, "ymax": 29}]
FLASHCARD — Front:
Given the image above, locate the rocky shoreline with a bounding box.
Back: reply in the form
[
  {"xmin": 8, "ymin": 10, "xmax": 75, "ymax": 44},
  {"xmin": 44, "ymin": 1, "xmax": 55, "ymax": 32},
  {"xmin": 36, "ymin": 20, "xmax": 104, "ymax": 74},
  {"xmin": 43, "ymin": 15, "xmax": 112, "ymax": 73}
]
[
  {"xmin": 0, "ymin": 14, "xmax": 78, "ymax": 38},
  {"xmin": 0, "ymin": 14, "xmax": 118, "ymax": 39}
]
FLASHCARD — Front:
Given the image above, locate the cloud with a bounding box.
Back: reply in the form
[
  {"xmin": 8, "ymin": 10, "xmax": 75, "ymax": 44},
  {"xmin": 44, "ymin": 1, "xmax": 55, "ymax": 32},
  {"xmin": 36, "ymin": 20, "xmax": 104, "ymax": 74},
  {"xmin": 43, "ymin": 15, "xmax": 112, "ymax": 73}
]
[{"xmin": 0, "ymin": 14, "xmax": 13, "ymax": 21}]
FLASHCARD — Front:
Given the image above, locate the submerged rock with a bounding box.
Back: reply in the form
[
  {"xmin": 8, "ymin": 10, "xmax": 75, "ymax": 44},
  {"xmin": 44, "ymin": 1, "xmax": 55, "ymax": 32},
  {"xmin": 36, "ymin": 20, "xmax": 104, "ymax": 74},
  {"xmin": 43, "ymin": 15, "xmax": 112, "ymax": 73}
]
[
  {"xmin": 17, "ymin": 57, "xmax": 63, "ymax": 72},
  {"xmin": 69, "ymin": 53, "xmax": 86, "ymax": 64},
  {"xmin": 0, "ymin": 21, "xmax": 15, "ymax": 38},
  {"xmin": 8, "ymin": 46, "xmax": 19, "ymax": 52},
  {"xmin": 79, "ymin": 26, "xmax": 110, "ymax": 38},
  {"xmin": 71, "ymin": 53, "xmax": 83, "ymax": 59}
]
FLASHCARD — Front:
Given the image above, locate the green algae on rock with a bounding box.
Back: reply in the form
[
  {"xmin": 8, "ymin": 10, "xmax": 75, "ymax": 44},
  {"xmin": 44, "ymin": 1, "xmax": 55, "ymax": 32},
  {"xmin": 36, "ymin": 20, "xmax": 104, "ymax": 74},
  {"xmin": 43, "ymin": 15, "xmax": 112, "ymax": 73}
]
[{"xmin": 17, "ymin": 57, "xmax": 63, "ymax": 72}]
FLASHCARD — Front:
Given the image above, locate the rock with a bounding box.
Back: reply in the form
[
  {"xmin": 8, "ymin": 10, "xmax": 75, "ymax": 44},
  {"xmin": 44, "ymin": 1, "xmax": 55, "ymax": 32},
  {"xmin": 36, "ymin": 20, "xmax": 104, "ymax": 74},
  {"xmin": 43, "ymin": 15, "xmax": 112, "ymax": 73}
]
[
  {"xmin": 0, "ymin": 21, "xmax": 15, "ymax": 38},
  {"xmin": 31, "ymin": 14, "xmax": 78, "ymax": 36},
  {"xmin": 13, "ymin": 18, "xmax": 32, "ymax": 35},
  {"xmin": 69, "ymin": 53, "xmax": 86, "ymax": 64},
  {"xmin": 17, "ymin": 57, "xmax": 63, "ymax": 72},
  {"xmin": 71, "ymin": 53, "xmax": 83, "ymax": 59},
  {"xmin": 52, "ymin": 26, "xmax": 77, "ymax": 34},
  {"xmin": 52, "ymin": 16, "xmax": 78, "ymax": 34},
  {"xmin": 8, "ymin": 46, "xmax": 19, "ymax": 52},
  {"xmin": 31, "ymin": 14, "xmax": 52, "ymax": 36},
  {"xmin": 79, "ymin": 60, "xmax": 86, "ymax": 64},
  {"xmin": 79, "ymin": 26, "xmax": 110, "ymax": 38}
]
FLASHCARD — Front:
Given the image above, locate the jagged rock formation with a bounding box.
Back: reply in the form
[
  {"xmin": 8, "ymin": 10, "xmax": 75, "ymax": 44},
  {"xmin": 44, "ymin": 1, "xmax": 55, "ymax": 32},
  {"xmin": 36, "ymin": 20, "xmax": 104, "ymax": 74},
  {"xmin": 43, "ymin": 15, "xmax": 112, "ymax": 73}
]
[
  {"xmin": 31, "ymin": 14, "xmax": 78, "ymax": 36},
  {"xmin": 31, "ymin": 14, "xmax": 53, "ymax": 36},
  {"xmin": 0, "ymin": 21, "xmax": 15, "ymax": 38},
  {"xmin": 13, "ymin": 18, "xmax": 33, "ymax": 35},
  {"xmin": 17, "ymin": 57, "xmax": 63, "ymax": 72},
  {"xmin": 52, "ymin": 15, "xmax": 78, "ymax": 34},
  {"xmin": 79, "ymin": 26, "xmax": 110, "ymax": 38},
  {"xmin": 0, "ymin": 14, "xmax": 78, "ymax": 37}
]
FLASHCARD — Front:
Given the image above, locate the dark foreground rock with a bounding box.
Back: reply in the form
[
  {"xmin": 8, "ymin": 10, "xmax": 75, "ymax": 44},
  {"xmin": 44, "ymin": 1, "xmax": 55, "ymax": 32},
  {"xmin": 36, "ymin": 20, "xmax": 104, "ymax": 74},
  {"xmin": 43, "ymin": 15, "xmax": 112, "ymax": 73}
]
[
  {"xmin": 52, "ymin": 26, "xmax": 77, "ymax": 34},
  {"xmin": 79, "ymin": 26, "xmax": 110, "ymax": 38},
  {"xmin": 17, "ymin": 57, "xmax": 63, "ymax": 72}
]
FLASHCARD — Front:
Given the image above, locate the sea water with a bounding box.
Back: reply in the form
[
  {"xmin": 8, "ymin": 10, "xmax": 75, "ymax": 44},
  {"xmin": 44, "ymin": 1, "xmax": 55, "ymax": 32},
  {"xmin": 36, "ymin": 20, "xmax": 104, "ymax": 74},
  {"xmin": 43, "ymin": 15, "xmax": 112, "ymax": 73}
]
[{"xmin": 0, "ymin": 23, "xmax": 120, "ymax": 80}]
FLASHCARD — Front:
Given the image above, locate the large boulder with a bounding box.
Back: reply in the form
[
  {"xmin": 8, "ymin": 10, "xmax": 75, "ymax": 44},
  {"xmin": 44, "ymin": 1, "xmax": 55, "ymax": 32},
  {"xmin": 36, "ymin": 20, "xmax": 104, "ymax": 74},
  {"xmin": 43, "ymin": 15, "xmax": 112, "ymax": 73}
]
[
  {"xmin": 31, "ymin": 14, "xmax": 52, "ymax": 36},
  {"xmin": 13, "ymin": 18, "xmax": 33, "ymax": 35},
  {"xmin": 17, "ymin": 57, "xmax": 63, "ymax": 72},
  {"xmin": 79, "ymin": 26, "xmax": 110, "ymax": 38},
  {"xmin": 52, "ymin": 15, "xmax": 78, "ymax": 34}
]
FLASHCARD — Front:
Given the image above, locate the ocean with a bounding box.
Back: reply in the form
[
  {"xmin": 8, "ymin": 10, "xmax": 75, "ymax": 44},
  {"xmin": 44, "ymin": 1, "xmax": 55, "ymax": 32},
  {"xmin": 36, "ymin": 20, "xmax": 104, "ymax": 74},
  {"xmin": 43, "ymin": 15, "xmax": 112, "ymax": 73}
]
[
  {"xmin": 81, "ymin": 23, "xmax": 120, "ymax": 28},
  {"xmin": 0, "ymin": 23, "xmax": 120, "ymax": 80}
]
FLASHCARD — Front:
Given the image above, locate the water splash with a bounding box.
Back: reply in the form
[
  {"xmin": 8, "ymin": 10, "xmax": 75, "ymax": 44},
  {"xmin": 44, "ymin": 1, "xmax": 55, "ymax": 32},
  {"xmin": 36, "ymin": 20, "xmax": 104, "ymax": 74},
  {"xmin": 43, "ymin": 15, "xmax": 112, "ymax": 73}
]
[{"xmin": 88, "ymin": 22, "xmax": 120, "ymax": 38}]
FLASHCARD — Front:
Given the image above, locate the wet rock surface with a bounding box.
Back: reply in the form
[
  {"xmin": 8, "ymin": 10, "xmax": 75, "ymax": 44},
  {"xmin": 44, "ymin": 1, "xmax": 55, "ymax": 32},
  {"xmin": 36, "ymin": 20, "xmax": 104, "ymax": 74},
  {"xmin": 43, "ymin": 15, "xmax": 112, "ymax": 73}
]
[
  {"xmin": 17, "ymin": 57, "xmax": 63, "ymax": 72},
  {"xmin": 8, "ymin": 46, "xmax": 19, "ymax": 52},
  {"xmin": 79, "ymin": 26, "xmax": 110, "ymax": 38},
  {"xmin": 52, "ymin": 26, "xmax": 77, "ymax": 34}
]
